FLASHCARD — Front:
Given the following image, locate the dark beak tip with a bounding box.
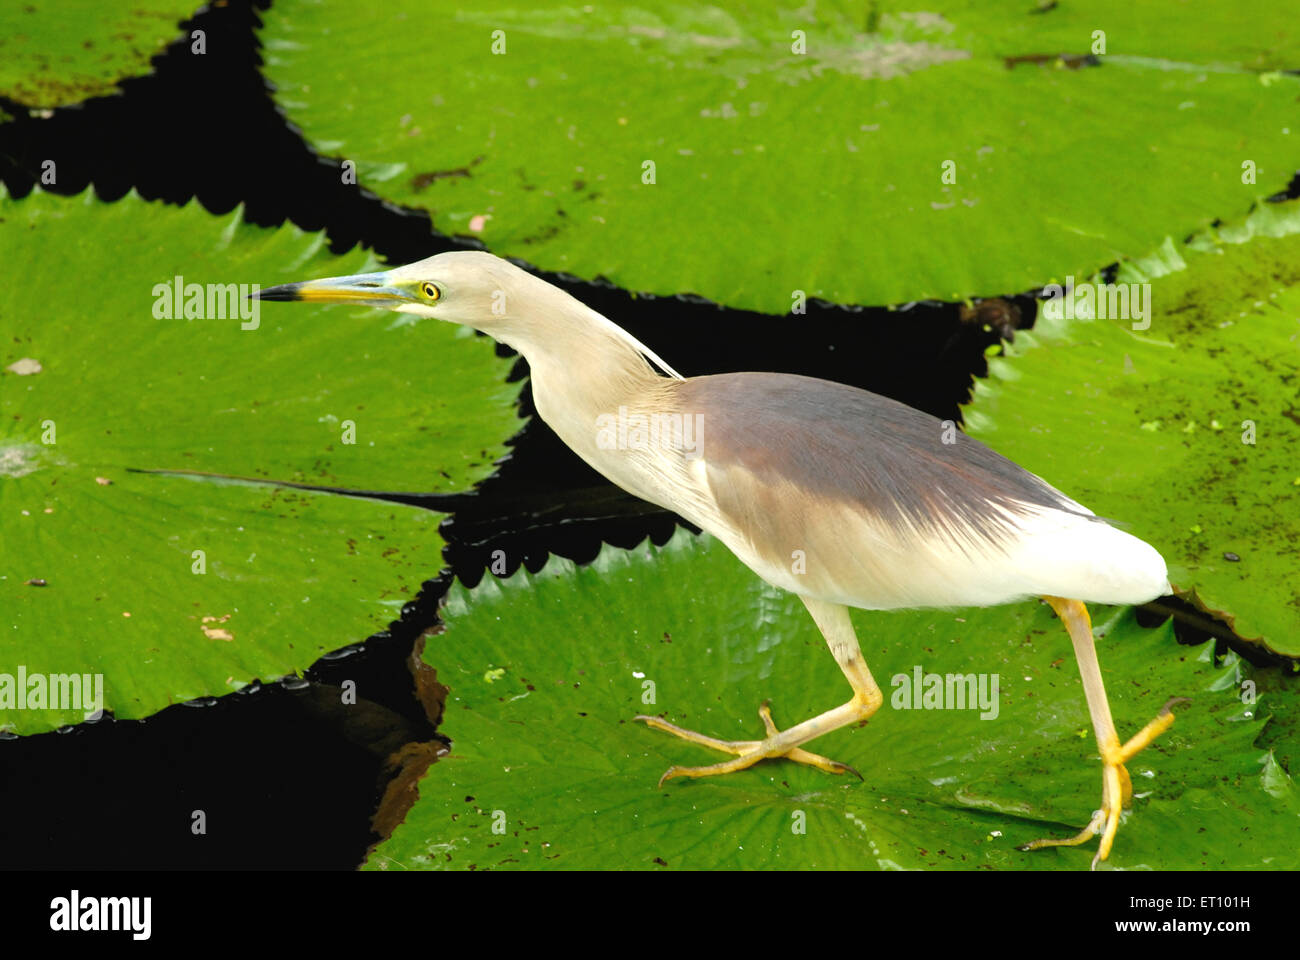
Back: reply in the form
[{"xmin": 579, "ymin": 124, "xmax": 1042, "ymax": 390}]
[{"xmin": 252, "ymin": 284, "xmax": 303, "ymax": 302}]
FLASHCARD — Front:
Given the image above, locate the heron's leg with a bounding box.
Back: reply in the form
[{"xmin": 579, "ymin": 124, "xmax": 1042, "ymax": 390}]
[
  {"xmin": 1019, "ymin": 596, "xmax": 1185, "ymax": 868},
  {"xmin": 635, "ymin": 598, "xmax": 882, "ymax": 786}
]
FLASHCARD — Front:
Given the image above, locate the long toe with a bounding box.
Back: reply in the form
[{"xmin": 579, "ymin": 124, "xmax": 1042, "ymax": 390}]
[
  {"xmin": 641, "ymin": 701, "xmax": 865, "ymax": 786},
  {"xmin": 634, "ymin": 714, "xmax": 761, "ymax": 756}
]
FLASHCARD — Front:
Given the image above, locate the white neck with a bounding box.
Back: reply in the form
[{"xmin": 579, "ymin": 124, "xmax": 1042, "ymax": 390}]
[{"xmin": 496, "ymin": 297, "xmax": 685, "ymax": 507}]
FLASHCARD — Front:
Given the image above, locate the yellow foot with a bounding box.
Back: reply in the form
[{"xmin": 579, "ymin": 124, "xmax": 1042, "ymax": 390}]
[
  {"xmin": 1020, "ymin": 697, "xmax": 1188, "ymax": 868},
  {"xmin": 634, "ymin": 700, "xmax": 864, "ymax": 787}
]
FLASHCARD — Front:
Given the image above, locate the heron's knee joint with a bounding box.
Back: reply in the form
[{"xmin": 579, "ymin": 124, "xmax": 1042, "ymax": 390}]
[{"xmin": 853, "ymin": 687, "xmax": 883, "ymax": 714}]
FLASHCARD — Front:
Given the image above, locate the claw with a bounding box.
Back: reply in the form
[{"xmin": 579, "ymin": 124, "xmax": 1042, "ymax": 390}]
[
  {"xmin": 835, "ymin": 761, "xmax": 865, "ymax": 782},
  {"xmin": 1159, "ymin": 696, "xmax": 1192, "ymax": 717}
]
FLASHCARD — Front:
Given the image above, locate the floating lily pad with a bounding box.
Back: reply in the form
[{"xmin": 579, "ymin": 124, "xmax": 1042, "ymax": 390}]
[
  {"xmin": 964, "ymin": 200, "xmax": 1300, "ymax": 656},
  {"xmin": 260, "ymin": 0, "xmax": 1300, "ymax": 311},
  {"xmin": 0, "ymin": 1, "xmax": 199, "ymax": 108},
  {"xmin": 0, "ymin": 187, "xmax": 520, "ymax": 734},
  {"xmin": 367, "ymin": 531, "xmax": 1296, "ymax": 870}
]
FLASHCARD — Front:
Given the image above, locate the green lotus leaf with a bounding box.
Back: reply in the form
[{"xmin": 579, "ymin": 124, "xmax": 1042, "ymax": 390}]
[
  {"xmin": 0, "ymin": 1, "xmax": 199, "ymax": 108},
  {"xmin": 964, "ymin": 199, "xmax": 1300, "ymax": 656},
  {"xmin": 0, "ymin": 187, "xmax": 520, "ymax": 734},
  {"xmin": 259, "ymin": 0, "xmax": 1300, "ymax": 311},
  {"xmin": 367, "ymin": 531, "xmax": 1297, "ymax": 870}
]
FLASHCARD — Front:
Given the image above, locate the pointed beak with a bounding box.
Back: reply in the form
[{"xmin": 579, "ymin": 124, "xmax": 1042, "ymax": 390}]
[{"xmin": 250, "ymin": 271, "xmax": 409, "ymax": 306}]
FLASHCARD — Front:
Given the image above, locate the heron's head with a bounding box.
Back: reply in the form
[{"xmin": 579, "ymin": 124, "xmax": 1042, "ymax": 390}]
[
  {"xmin": 253, "ymin": 250, "xmax": 539, "ymax": 337},
  {"xmin": 253, "ymin": 249, "xmax": 682, "ymax": 377}
]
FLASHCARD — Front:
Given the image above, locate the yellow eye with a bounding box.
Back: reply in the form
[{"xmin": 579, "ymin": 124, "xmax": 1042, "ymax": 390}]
[{"xmin": 420, "ymin": 281, "xmax": 441, "ymax": 301}]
